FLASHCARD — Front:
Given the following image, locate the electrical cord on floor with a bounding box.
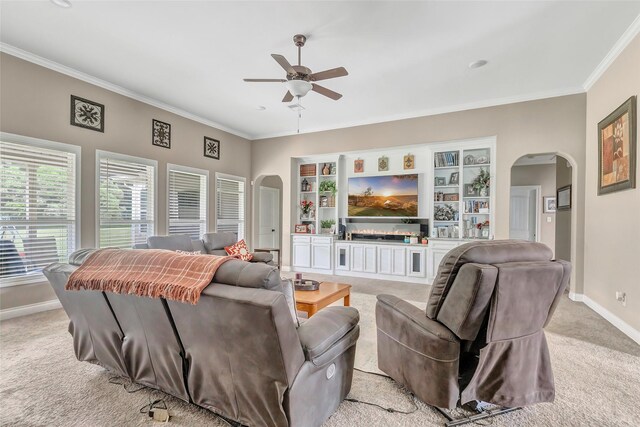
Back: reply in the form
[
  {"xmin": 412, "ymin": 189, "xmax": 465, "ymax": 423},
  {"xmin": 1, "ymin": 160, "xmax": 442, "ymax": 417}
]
[
  {"xmin": 347, "ymin": 368, "xmax": 419, "ymax": 415},
  {"xmin": 108, "ymin": 376, "xmax": 147, "ymax": 393}
]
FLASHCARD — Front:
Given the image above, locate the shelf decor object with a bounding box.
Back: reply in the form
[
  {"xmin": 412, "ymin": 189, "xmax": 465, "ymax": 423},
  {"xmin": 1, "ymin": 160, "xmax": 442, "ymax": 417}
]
[
  {"xmin": 300, "ymin": 163, "xmax": 317, "ymax": 176},
  {"xmin": 597, "ymin": 95, "xmax": 636, "ymax": 195},
  {"xmin": 70, "ymin": 95, "xmax": 104, "ymax": 132}
]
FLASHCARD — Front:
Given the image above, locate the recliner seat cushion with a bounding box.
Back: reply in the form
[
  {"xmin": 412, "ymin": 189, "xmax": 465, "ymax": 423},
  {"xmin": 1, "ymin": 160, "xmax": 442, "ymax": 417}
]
[{"xmin": 426, "ymin": 240, "xmax": 552, "ymax": 318}]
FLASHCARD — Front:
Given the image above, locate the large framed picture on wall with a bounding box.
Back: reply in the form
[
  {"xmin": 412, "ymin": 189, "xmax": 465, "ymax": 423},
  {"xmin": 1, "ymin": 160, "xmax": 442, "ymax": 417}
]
[{"xmin": 598, "ymin": 96, "xmax": 636, "ymax": 195}]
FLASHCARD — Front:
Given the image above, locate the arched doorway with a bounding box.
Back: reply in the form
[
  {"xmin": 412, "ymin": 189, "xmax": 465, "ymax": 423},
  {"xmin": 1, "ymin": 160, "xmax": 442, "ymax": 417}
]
[
  {"xmin": 252, "ymin": 175, "xmax": 283, "ymax": 265},
  {"xmin": 509, "ymin": 152, "xmax": 575, "ymax": 287}
]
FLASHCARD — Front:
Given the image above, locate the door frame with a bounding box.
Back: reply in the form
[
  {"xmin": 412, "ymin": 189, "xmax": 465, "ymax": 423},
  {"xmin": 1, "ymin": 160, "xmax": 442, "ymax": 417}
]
[
  {"xmin": 258, "ymin": 186, "xmax": 280, "ymax": 249},
  {"xmin": 509, "ymin": 185, "xmax": 541, "ymax": 243}
]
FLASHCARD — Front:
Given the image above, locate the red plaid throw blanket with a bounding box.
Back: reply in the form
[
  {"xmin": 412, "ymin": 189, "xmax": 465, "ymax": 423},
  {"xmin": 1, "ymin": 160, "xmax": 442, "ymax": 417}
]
[{"xmin": 66, "ymin": 249, "xmax": 235, "ymax": 304}]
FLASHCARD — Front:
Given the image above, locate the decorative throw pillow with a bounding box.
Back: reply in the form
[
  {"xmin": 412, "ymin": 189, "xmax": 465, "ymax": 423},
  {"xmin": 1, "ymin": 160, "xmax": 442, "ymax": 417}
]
[
  {"xmin": 224, "ymin": 239, "xmax": 253, "ymax": 261},
  {"xmin": 175, "ymin": 250, "xmax": 202, "ymax": 255}
]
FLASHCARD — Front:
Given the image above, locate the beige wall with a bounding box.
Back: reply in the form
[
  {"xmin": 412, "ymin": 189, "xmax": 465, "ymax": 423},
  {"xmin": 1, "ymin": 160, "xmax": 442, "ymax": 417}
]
[
  {"xmin": 252, "ymin": 94, "xmax": 587, "ymax": 294},
  {"xmin": 0, "ymin": 53, "xmax": 252, "ymax": 310},
  {"xmin": 555, "ymin": 158, "xmax": 572, "ymax": 262},
  {"xmin": 510, "ymin": 163, "xmax": 557, "ymax": 253},
  {"xmin": 584, "ymin": 34, "xmax": 640, "ymax": 331}
]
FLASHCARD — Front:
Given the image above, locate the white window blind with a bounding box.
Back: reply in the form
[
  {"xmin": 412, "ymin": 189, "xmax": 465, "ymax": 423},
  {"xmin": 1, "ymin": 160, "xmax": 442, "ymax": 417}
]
[
  {"xmin": 0, "ymin": 140, "xmax": 78, "ymax": 282},
  {"xmin": 215, "ymin": 174, "xmax": 245, "ymax": 240},
  {"xmin": 98, "ymin": 153, "xmax": 155, "ymax": 248},
  {"xmin": 168, "ymin": 166, "xmax": 207, "ymax": 239}
]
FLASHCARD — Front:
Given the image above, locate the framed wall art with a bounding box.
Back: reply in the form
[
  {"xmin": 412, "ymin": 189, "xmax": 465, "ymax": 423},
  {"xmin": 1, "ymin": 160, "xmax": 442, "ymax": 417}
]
[
  {"xmin": 204, "ymin": 136, "xmax": 220, "ymax": 159},
  {"xmin": 403, "ymin": 154, "xmax": 415, "ymax": 170},
  {"xmin": 70, "ymin": 95, "xmax": 104, "ymax": 132},
  {"xmin": 543, "ymin": 196, "xmax": 556, "ymax": 213},
  {"xmin": 557, "ymin": 185, "xmax": 571, "ymax": 211},
  {"xmin": 598, "ymin": 96, "xmax": 636, "ymax": 195},
  {"xmin": 354, "ymin": 159, "xmax": 364, "ymax": 173},
  {"xmin": 294, "ymin": 224, "xmax": 309, "ymax": 233},
  {"xmin": 152, "ymin": 119, "xmax": 171, "ymax": 149},
  {"xmin": 378, "ymin": 156, "xmax": 389, "ymax": 171}
]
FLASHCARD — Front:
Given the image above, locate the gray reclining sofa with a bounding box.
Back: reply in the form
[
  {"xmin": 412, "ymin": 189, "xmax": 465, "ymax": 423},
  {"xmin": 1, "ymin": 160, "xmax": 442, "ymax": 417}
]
[{"xmin": 44, "ymin": 249, "xmax": 359, "ymax": 426}]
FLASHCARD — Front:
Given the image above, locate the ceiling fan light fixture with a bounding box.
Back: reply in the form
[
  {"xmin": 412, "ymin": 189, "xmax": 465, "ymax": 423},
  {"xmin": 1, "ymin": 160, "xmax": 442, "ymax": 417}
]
[
  {"xmin": 285, "ymin": 80, "xmax": 313, "ymax": 98},
  {"xmin": 50, "ymin": 0, "xmax": 72, "ymax": 8}
]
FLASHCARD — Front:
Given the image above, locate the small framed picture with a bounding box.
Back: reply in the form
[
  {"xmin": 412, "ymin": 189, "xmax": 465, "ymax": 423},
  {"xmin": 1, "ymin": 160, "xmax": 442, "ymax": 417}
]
[
  {"xmin": 443, "ymin": 193, "xmax": 459, "ymax": 202},
  {"xmin": 435, "ymin": 177, "xmax": 446, "ymax": 186},
  {"xmin": 70, "ymin": 95, "xmax": 104, "ymax": 132},
  {"xmin": 294, "ymin": 224, "xmax": 309, "ymax": 233},
  {"xmin": 354, "ymin": 159, "xmax": 364, "ymax": 173},
  {"xmin": 404, "ymin": 154, "xmax": 415, "ymax": 170},
  {"xmin": 543, "ymin": 196, "xmax": 556, "ymax": 213},
  {"xmin": 152, "ymin": 119, "xmax": 171, "ymax": 149},
  {"xmin": 204, "ymin": 136, "xmax": 220, "ymax": 159},
  {"xmin": 378, "ymin": 156, "xmax": 389, "ymax": 171},
  {"xmin": 449, "ymin": 172, "xmax": 459, "ymax": 185},
  {"xmin": 465, "ymin": 184, "xmax": 478, "ymax": 197},
  {"xmin": 557, "ymin": 185, "xmax": 571, "ymax": 210}
]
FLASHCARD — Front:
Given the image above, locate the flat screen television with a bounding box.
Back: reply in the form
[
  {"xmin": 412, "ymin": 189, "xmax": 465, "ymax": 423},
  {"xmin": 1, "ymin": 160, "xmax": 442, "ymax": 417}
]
[{"xmin": 348, "ymin": 174, "xmax": 419, "ymax": 217}]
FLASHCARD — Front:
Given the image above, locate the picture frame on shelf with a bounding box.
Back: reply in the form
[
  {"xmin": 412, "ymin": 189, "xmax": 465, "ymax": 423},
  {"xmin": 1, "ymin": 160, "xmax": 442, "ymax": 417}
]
[
  {"xmin": 464, "ymin": 184, "xmax": 478, "ymax": 196},
  {"xmin": 435, "ymin": 176, "xmax": 446, "ymax": 186},
  {"xmin": 449, "ymin": 171, "xmax": 459, "ymax": 185},
  {"xmin": 294, "ymin": 224, "xmax": 309, "ymax": 233},
  {"xmin": 543, "ymin": 196, "xmax": 556, "ymax": 213},
  {"xmin": 443, "ymin": 193, "xmax": 459, "ymax": 202},
  {"xmin": 463, "ymin": 154, "xmax": 475, "ymax": 165},
  {"xmin": 597, "ymin": 96, "xmax": 636, "ymax": 195},
  {"xmin": 557, "ymin": 185, "xmax": 571, "ymax": 210}
]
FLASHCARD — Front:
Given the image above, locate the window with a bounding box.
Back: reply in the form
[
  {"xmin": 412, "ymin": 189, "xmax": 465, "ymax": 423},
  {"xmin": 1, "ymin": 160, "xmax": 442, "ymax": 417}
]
[
  {"xmin": 168, "ymin": 164, "xmax": 208, "ymax": 238},
  {"xmin": 215, "ymin": 173, "xmax": 246, "ymax": 240},
  {"xmin": 0, "ymin": 135, "xmax": 79, "ymax": 284},
  {"xmin": 97, "ymin": 151, "xmax": 156, "ymax": 248}
]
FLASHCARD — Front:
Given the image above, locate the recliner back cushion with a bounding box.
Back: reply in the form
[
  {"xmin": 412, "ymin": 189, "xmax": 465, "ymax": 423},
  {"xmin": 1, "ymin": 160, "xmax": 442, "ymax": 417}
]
[
  {"xmin": 426, "ymin": 240, "xmax": 552, "ymax": 319},
  {"xmin": 202, "ymin": 232, "xmax": 237, "ymax": 251},
  {"xmin": 147, "ymin": 235, "xmax": 194, "ymax": 252}
]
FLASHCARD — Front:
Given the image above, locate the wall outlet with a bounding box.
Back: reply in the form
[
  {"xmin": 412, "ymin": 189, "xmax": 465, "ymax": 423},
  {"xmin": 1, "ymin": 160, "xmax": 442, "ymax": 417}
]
[
  {"xmin": 615, "ymin": 291, "xmax": 627, "ymax": 306},
  {"xmin": 546, "ymin": 216, "xmax": 552, "ymax": 223}
]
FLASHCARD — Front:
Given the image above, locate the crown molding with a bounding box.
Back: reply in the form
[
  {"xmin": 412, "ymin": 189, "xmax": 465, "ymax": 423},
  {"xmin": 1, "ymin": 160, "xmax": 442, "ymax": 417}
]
[
  {"xmin": 0, "ymin": 43, "xmax": 252, "ymax": 140},
  {"xmin": 253, "ymin": 87, "xmax": 585, "ymax": 140},
  {"xmin": 583, "ymin": 14, "xmax": 640, "ymax": 91}
]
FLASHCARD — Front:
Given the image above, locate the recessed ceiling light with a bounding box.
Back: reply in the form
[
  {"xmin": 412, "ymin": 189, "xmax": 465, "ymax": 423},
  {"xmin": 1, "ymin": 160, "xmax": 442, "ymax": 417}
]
[
  {"xmin": 468, "ymin": 60, "xmax": 488, "ymax": 69},
  {"xmin": 50, "ymin": 0, "xmax": 72, "ymax": 8},
  {"xmin": 256, "ymin": 105, "xmax": 266, "ymax": 111}
]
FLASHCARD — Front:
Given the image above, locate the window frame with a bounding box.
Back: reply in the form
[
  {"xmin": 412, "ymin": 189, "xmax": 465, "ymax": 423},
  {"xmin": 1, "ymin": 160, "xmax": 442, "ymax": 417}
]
[
  {"xmin": 166, "ymin": 163, "xmax": 209, "ymax": 237},
  {"xmin": 95, "ymin": 150, "xmax": 157, "ymax": 249},
  {"xmin": 0, "ymin": 132, "xmax": 81, "ymax": 288},
  {"xmin": 214, "ymin": 172, "xmax": 247, "ymax": 242}
]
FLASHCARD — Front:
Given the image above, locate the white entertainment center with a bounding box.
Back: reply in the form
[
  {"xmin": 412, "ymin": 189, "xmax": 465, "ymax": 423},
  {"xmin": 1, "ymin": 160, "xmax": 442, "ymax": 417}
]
[{"xmin": 290, "ymin": 137, "xmax": 496, "ymax": 284}]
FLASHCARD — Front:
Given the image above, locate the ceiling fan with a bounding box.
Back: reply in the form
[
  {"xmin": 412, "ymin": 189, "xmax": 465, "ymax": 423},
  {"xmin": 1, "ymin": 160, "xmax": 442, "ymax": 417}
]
[{"xmin": 244, "ymin": 34, "xmax": 348, "ymax": 102}]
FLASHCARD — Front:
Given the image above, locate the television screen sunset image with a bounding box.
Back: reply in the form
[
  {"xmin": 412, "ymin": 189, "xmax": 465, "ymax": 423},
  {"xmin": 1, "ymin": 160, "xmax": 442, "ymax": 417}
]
[{"xmin": 348, "ymin": 174, "xmax": 419, "ymax": 217}]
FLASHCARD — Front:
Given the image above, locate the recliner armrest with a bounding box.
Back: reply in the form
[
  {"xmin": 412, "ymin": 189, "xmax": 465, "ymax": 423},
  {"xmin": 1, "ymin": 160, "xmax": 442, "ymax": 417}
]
[
  {"xmin": 250, "ymin": 252, "xmax": 274, "ymax": 263},
  {"xmin": 297, "ymin": 306, "xmax": 359, "ymax": 365},
  {"xmin": 376, "ymin": 294, "xmax": 458, "ymax": 342}
]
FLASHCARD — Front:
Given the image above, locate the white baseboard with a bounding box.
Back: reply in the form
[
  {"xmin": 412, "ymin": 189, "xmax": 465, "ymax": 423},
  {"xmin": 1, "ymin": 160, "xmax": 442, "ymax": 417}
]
[
  {"xmin": 0, "ymin": 299, "xmax": 61, "ymax": 321},
  {"xmin": 568, "ymin": 292, "xmax": 584, "ymax": 302},
  {"xmin": 571, "ymin": 293, "xmax": 640, "ymax": 345}
]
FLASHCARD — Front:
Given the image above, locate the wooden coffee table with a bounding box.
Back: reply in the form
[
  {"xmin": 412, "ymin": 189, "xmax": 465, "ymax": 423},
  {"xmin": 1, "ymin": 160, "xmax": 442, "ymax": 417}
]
[{"xmin": 295, "ymin": 282, "xmax": 351, "ymax": 318}]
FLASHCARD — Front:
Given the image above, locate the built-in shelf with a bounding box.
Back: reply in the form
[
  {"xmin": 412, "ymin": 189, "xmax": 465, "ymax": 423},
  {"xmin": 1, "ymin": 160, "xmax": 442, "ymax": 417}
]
[
  {"xmin": 463, "ymin": 196, "xmax": 489, "ymax": 199},
  {"xmin": 433, "ymin": 220, "xmax": 458, "ymax": 223},
  {"xmin": 319, "ymin": 174, "xmax": 336, "ymax": 177},
  {"xmin": 463, "ymin": 164, "xmax": 490, "ymax": 168},
  {"xmin": 434, "ymin": 185, "xmax": 459, "ymax": 189},
  {"xmin": 434, "ymin": 166, "xmax": 459, "ymax": 170},
  {"xmin": 300, "ymin": 191, "xmax": 316, "ymax": 194},
  {"xmin": 464, "ymin": 212, "xmax": 490, "ymax": 215}
]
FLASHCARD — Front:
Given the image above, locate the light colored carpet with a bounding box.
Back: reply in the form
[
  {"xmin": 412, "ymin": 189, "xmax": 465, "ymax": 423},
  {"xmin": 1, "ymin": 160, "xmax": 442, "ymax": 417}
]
[{"xmin": 1, "ymin": 292, "xmax": 639, "ymax": 426}]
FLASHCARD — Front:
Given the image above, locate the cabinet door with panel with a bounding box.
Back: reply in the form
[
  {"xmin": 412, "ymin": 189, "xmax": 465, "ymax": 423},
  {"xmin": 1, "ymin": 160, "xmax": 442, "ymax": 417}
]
[
  {"xmin": 377, "ymin": 246, "xmax": 393, "ymax": 275},
  {"xmin": 311, "ymin": 243, "xmax": 332, "ymax": 270},
  {"xmin": 407, "ymin": 247, "xmax": 426, "ymax": 277},
  {"xmin": 391, "ymin": 246, "xmax": 406, "ymax": 276},
  {"xmin": 335, "ymin": 243, "xmax": 350, "ymax": 271},
  {"xmin": 350, "ymin": 244, "xmax": 365, "ymax": 272},
  {"xmin": 292, "ymin": 236, "xmax": 311, "ymax": 268},
  {"xmin": 363, "ymin": 245, "xmax": 377, "ymax": 273}
]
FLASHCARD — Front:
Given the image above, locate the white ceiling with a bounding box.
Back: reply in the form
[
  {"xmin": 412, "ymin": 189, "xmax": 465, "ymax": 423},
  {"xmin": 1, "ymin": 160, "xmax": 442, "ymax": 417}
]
[{"xmin": 1, "ymin": 1, "xmax": 639, "ymax": 140}]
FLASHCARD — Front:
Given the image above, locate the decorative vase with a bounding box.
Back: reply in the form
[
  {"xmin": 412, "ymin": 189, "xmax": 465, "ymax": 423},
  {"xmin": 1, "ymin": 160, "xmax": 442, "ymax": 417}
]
[
  {"xmin": 480, "ymin": 187, "xmax": 488, "ymax": 197},
  {"xmin": 323, "ymin": 164, "xmax": 331, "ymax": 175}
]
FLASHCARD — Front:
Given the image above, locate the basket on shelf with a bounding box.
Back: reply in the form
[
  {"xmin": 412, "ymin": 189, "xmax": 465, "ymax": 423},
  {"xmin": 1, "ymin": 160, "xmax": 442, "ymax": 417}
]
[{"xmin": 300, "ymin": 164, "xmax": 316, "ymax": 177}]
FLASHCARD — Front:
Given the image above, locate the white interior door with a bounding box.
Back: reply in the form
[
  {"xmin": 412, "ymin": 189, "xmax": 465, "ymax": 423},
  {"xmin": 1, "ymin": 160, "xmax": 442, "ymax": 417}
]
[
  {"xmin": 258, "ymin": 186, "xmax": 279, "ymax": 249},
  {"xmin": 509, "ymin": 186, "xmax": 539, "ymax": 241}
]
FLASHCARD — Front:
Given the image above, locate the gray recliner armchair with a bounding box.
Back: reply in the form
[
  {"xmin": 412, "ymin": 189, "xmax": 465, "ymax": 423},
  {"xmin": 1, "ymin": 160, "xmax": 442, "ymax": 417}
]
[{"xmin": 376, "ymin": 240, "xmax": 570, "ymax": 410}]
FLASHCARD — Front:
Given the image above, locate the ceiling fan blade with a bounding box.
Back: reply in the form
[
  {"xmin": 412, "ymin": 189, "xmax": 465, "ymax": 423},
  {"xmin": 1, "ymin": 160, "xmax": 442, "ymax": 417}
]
[
  {"xmin": 312, "ymin": 83, "xmax": 342, "ymax": 100},
  {"xmin": 243, "ymin": 78, "xmax": 287, "ymax": 82},
  {"xmin": 282, "ymin": 91, "xmax": 294, "ymax": 102},
  {"xmin": 271, "ymin": 54, "xmax": 296, "ymax": 75},
  {"xmin": 309, "ymin": 67, "xmax": 348, "ymax": 82}
]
